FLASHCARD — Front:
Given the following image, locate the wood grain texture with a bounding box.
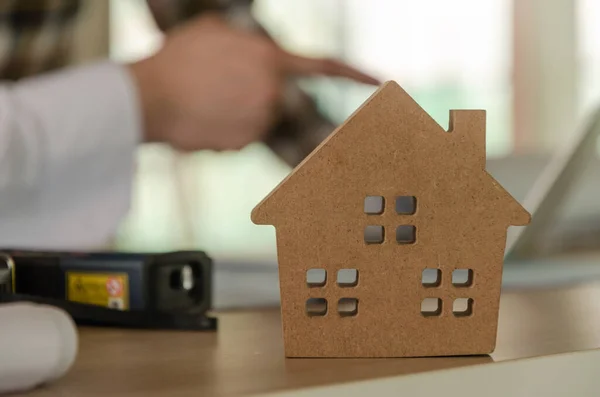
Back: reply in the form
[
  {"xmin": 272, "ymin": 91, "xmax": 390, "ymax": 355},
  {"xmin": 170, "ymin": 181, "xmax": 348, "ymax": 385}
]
[
  {"xmin": 24, "ymin": 282, "xmax": 600, "ymax": 397},
  {"xmin": 251, "ymin": 81, "xmax": 530, "ymax": 357}
]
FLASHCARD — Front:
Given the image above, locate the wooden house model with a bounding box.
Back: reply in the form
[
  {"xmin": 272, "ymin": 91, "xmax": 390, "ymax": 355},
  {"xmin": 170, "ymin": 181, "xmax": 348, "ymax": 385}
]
[{"xmin": 251, "ymin": 81, "xmax": 531, "ymax": 358}]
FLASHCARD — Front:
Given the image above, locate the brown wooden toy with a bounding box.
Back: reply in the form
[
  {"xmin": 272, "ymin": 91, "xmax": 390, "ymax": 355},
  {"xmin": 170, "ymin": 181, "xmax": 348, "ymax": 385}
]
[{"xmin": 251, "ymin": 81, "xmax": 531, "ymax": 358}]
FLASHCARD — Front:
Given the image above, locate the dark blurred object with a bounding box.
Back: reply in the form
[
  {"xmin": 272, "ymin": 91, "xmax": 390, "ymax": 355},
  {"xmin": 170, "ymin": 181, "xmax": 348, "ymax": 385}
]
[
  {"xmin": 147, "ymin": 0, "xmax": 227, "ymax": 30},
  {"xmin": 0, "ymin": 0, "xmax": 81, "ymax": 80},
  {"xmin": 0, "ymin": 249, "xmax": 216, "ymax": 330},
  {"xmin": 147, "ymin": 0, "xmax": 336, "ymax": 167}
]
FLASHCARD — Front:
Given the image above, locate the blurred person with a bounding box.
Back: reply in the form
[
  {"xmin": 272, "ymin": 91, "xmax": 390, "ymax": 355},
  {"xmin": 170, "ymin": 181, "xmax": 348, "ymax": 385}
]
[{"xmin": 0, "ymin": 0, "xmax": 378, "ymax": 250}]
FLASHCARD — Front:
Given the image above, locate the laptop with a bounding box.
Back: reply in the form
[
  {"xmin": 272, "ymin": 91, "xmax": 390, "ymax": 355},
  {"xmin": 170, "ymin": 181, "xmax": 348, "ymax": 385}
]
[{"xmin": 504, "ymin": 106, "xmax": 600, "ymax": 260}]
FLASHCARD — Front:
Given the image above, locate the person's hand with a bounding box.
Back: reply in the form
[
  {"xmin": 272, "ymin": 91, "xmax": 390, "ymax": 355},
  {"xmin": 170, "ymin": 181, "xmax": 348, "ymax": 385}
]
[{"xmin": 128, "ymin": 13, "xmax": 379, "ymax": 152}]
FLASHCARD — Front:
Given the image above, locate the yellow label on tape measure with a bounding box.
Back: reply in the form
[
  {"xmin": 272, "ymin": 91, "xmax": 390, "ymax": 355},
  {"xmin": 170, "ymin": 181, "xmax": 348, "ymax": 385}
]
[{"xmin": 66, "ymin": 272, "xmax": 129, "ymax": 310}]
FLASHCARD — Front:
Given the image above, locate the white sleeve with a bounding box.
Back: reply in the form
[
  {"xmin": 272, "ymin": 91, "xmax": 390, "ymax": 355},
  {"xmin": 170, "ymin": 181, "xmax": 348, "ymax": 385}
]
[{"xmin": 0, "ymin": 61, "xmax": 142, "ymax": 250}]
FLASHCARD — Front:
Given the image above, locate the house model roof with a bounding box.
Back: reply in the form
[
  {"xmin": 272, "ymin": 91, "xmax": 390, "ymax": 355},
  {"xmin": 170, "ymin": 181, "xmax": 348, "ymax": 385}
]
[{"xmin": 252, "ymin": 81, "xmax": 530, "ymax": 228}]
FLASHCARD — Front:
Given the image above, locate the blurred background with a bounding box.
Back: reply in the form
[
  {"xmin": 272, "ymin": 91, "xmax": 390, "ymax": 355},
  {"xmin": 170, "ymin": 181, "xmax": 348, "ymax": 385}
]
[{"xmin": 70, "ymin": 1, "xmax": 600, "ymax": 275}]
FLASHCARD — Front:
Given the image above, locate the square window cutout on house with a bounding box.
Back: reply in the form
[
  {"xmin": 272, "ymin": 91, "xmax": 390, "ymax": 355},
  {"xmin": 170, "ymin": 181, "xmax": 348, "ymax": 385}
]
[
  {"xmin": 337, "ymin": 269, "xmax": 358, "ymax": 287},
  {"xmin": 452, "ymin": 269, "xmax": 473, "ymax": 287},
  {"xmin": 396, "ymin": 196, "xmax": 416, "ymax": 214},
  {"xmin": 422, "ymin": 268, "xmax": 441, "ymax": 287},
  {"xmin": 364, "ymin": 196, "xmax": 384, "ymax": 215},
  {"xmin": 306, "ymin": 298, "xmax": 327, "ymax": 316},
  {"xmin": 364, "ymin": 225, "xmax": 384, "ymax": 244},
  {"xmin": 421, "ymin": 298, "xmax": 442, "ymax": 316},
  {"xmin": 306, "ymin": 269, "xmax": 326, "ymax": 287},
  {"xmin": 396, "ymin": 225, "xmax": 416, "ymax": 244},
  {"xmin": 453, "ymin": 298, "xmax": 473, "ymax": 317},
  {"xmin": 338, "ymin": 298, "xmax": 358, "ymax": 316}
]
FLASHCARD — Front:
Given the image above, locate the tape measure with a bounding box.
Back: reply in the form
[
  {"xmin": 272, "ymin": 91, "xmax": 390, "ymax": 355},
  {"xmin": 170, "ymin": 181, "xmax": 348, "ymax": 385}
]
[{"xmin": 0, "ymin": 250, "xmax": 216, "ymax": 331}]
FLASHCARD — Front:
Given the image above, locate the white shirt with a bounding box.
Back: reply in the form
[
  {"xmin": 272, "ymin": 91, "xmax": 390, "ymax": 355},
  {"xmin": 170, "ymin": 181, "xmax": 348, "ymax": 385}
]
[{"xmin": 0, "ymin": 62, "xmax": 141, "ymax": 249}]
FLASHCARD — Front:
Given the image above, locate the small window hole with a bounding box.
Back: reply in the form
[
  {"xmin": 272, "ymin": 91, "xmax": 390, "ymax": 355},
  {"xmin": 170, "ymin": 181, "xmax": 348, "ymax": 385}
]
[
  {"xmin": 452, "ymin": 269, "xmax": 473, "ymax": 287},
  {"xmin": 364, "ymin": 196, "xmax": 384, "ymax": 215},
  {"xmin": 338, "ymin": 298, "xmax": 358, "ymax": 316},
  {"xmin": 396, "ymin": 225, "xmax": 416, "ymax": 244},
  {"xmin": 422, "ymin": 268, "xmax": 441, "ymax": 287},
  {"xmin": 396, "ymin": 196, "xmax": 416, "ymax": 215},
  {"xmin": 453, "ymin": 298, "xmax": 473, "ymax": 317},
  {"xmin": 364, "ymin": 225, "xmax": 384, "ymax": 244},
  {"xmin": 421, "ymin": 298, "xmax": 442, "ymax": 317},
  {"xmin": 306, "ymin": 269, "xmax": 326, "ymax": 287},
  {"xmin": 306, "ymin": 298, "xmax": 327, "ymax": 316},
  {"xmin": 337, "ymin": 269, "xmax": 358, "ymax": 287}
]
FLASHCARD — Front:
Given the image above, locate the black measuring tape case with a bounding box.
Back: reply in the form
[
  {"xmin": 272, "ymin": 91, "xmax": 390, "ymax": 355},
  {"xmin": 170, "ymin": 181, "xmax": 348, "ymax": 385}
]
[{"xmin": 0, "ymin": 250, "xmax": 216, "ymax": 331}]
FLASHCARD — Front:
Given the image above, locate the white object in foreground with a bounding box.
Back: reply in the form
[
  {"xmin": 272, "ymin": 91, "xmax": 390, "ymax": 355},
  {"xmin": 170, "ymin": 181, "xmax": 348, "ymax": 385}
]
[{"xmin": 0, "ymin": 303, "xmax": 78, "ymax": 395}]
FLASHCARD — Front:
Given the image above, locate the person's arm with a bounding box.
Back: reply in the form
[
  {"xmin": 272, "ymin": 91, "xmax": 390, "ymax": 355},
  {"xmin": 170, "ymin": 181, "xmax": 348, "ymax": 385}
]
[{"xmin": 0, "ymin": 62, "xmax": 141, "ymax": 249}]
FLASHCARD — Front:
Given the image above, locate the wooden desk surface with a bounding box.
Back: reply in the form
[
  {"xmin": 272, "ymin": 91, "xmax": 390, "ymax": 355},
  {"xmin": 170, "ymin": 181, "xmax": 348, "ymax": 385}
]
[{"xmin": 28, "ymin": 281, "xmax": 600, "ymax": 397}]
